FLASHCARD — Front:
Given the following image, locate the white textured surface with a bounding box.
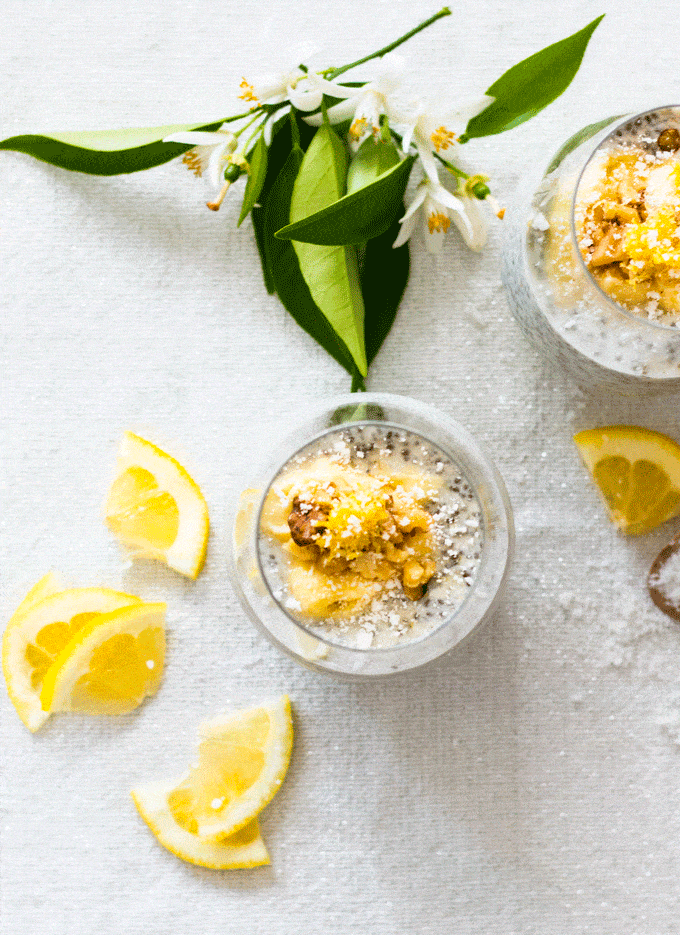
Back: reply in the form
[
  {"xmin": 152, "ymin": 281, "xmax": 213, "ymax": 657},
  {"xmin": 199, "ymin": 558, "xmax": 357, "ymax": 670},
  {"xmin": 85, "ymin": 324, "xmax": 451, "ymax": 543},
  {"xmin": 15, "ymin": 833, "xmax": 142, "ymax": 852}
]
[{"xmin": 3, "ymin": 2, "xmax": 680, "ymax": 933}]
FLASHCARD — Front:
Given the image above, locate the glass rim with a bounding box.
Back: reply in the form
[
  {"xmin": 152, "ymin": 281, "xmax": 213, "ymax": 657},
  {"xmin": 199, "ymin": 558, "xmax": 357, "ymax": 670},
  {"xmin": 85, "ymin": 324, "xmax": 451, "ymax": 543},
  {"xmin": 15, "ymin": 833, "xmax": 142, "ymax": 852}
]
[{"xmin": 569, "ymin": 105, "xmax": 680, "ymax": 334}]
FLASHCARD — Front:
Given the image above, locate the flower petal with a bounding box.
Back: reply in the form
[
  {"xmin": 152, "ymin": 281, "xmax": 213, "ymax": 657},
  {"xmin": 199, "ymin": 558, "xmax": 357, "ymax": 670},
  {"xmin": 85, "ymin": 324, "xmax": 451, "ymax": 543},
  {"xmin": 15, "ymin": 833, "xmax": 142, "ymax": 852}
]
[
  {"xmin": 207, "ymin": 142, "xmax": 230, "ymax": 190},
  {"xmin": 287, "ymin": 79, "xmax": 323, "ymax": 112},
  {"xmin": 398, "ymin": 121, "xmax": 416, "ymax": 154},
  {"xmin": 392, "ymin": 210, "xmax": 418, "ymax": 248},
  {"xmin": 451, "ymin": 196, "xmax": 488, "ymax": 251},
  {"xmin": 422, "ymin": 216, "xmax": 446, "ymax": 253},
  {"xmin": 304, "ymin": 96, "xmax": 358, "ymax": 126},
  {"xmin": 400, "ymin": 184, "xmax": 428, "ymax": 222},
  {"xmin": 415, "ymin": 138, "xmax": 440, "ymax": 185},
  {"xmin": 430, "ymin": 185, "xmax": 467, "ymax": 214},
  {"xmin": 250, "ymin": 75, "xmax": 289, "ymax": 103},
  {"xmin": 312, "ymin": 76, "xmax": 360, "ymax": 99}
]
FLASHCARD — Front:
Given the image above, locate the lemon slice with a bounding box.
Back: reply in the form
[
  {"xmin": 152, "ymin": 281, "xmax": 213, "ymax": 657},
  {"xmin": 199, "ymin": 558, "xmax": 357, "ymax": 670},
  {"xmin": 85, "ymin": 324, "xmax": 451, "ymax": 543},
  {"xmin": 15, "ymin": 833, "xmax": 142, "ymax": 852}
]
[
  {"xmin": 167, "ymin": 696, "xmax": 293, "ymax": 842},
  {"xmin": 40, "ymin": 602, "xmax": 165, "ymax": 716},
  {"xmin": 3, "ymin": 584, "xmax": 143, "ymax": 731},
  {"xmin": 105, "ymin": 432, "xmax": 209, "ymax": 579},
  {"xmin": 131, "ymin": 780, "xmax": 270, "ymax": 869},
  {"xmin": 574, "ymin": 425, "xmax": 680, "ymax": 535}
]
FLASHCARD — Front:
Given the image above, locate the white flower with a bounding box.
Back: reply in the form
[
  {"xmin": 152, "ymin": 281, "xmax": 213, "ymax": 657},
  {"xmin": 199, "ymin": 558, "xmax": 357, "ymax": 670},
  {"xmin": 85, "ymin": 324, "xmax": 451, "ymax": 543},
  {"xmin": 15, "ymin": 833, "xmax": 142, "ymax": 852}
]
[
  {"xmin": 394, "ymin": 96, "xmax": 493, "ymax": 183},
  {"xmin": 393, "ymin": 177, "xmax": 487, "ymax": 253},
  {"xmin": 163, "ymin": 128, "xmax": 238, "ymax": 189},
  {"xmin": 238, "ymin": 69, "xmax": 348, "ymax": 113},
  {"xmin": 163, "ymin": 127, "xmax": 250, "ymax": 210},
  {"xmin": 304, "ymin": 54, "xmax": 405, "ymax": 149}
]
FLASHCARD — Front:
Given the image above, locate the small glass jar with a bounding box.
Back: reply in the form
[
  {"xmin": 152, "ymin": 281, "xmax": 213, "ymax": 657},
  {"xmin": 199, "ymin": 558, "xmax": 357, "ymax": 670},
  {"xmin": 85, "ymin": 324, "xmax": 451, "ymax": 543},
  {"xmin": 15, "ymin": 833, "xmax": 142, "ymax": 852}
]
[
  {"xmin": 502, "ymin": 106, "xmax": 680, "ymax": 394},
  {"xmin": 230, "ymin": 393, "xmax": 513, "ymax": 678}
]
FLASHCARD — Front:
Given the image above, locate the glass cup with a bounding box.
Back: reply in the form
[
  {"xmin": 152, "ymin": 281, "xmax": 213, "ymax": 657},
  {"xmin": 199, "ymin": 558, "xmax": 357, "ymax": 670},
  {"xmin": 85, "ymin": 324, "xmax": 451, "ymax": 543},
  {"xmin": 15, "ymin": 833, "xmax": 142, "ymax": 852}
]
[
  {"xmin": 230, "ymin": 393, "xmax": 514, "ymax": 678},
  {"xmin": 502, "ymin": 106, "xmax": 680, "ymax": 394}
]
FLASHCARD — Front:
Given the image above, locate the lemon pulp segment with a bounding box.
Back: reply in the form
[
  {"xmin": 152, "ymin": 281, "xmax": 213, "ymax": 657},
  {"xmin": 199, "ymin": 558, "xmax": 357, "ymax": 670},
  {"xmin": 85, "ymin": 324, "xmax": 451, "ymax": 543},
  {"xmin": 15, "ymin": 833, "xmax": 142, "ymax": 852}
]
[
  {"xmin": 107, "ymin": 466, "xmax": 180, "ymax": 552},
  {"xmin": 574, "ymin": 425, "xmax": 680, "ymax": 535},
  {"xmin": 40, "ymin": 602, "xmax": 165, "ymax": 715}
]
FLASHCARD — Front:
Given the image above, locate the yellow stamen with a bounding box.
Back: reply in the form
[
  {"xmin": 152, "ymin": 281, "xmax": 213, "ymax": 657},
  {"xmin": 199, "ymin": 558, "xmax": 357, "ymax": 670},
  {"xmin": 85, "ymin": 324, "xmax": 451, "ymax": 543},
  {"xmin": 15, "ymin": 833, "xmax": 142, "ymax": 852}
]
[
  {"xmin": 428, "ymin": 212, "xmax": 450, "ymax": 234},
  {"xmin": 430, "ymin": 126, "xmax": 456, "ymax": 152},
  {"xmin": 206, "ymin": 180, "xmax": 231, "ymax": 212},
  {"xmin": 182, "ymin": 150, "xmax": 203, "ymax": 177},
  {"xmin": 238, "ymin": 78, "xmax": 259, "ymax": 104},
  {"xmin": 349, "ymin": 117, "xmax": 371, "ymax": 142}
]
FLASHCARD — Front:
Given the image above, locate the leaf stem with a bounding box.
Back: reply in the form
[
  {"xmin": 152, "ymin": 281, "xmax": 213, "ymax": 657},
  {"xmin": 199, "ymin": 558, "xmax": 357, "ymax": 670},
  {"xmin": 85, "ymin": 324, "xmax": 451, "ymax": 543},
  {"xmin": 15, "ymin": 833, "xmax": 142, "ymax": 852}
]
[
  {"xmin": 289, "ymin": 109, "xmax": 301, "ymax": 150},
  {"xmin": 434, "ymin": 151, "xmax": 468, "ymax": 178},
  {"xmin": 234, "ymin": 112, "xmax": 263, "ymax": 140},
  {"xmin": 243, "ymin": 118, "xmax": 266, "ymax": 152},
  {"xmin": 326, "ymin": 7, "xmax": 451, "ymax": 80},
  {"xmin": 350, "ymin": 372, "xmax": 367, "ymax": 393}
]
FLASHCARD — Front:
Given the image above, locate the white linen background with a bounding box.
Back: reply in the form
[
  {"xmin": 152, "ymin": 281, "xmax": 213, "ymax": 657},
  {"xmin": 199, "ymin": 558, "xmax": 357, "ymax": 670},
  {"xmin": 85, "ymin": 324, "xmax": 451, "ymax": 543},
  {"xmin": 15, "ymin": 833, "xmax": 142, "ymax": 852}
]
[{"xmin": 2, "ymin": 1, "xmax": 680, "ymax": 932}]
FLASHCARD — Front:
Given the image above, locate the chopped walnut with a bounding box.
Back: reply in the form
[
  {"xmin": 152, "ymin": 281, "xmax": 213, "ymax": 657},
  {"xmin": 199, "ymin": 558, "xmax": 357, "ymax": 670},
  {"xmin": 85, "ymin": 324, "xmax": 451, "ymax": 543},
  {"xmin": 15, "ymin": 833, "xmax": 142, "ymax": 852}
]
[{"xmin": 287, "ymin": 497, "xmax": 327, "ymax": 546}]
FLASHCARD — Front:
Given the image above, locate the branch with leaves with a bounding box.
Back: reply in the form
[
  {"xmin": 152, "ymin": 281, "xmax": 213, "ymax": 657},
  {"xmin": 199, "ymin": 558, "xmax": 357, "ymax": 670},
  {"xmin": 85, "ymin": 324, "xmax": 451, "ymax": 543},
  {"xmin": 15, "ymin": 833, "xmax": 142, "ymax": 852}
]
[{"xmin": 1, "ymin": 10, "xmax": 603, "ymax": 391}]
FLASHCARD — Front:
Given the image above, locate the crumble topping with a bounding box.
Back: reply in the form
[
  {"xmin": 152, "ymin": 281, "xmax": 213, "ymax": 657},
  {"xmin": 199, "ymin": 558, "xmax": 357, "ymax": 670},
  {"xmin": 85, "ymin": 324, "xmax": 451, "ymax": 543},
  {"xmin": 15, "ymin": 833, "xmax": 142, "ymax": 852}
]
[
  {"xmin": 575, "ymin": 126, "xmax": 680, "ymax": 322},
  {"xmin": 259, "ymin": 425, "xmax": 483, "ymax": 649}
]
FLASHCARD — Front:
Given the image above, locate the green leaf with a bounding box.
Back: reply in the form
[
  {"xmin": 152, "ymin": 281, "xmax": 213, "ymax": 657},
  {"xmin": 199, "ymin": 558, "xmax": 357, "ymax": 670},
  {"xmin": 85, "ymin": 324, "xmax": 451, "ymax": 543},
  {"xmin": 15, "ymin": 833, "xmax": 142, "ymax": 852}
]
[
  {"xmin": 463, "ymin": 16, "xmax": 604, "ymax": 140},
  {"xmin": 251, "ymin": 114, "xmax": 315, "ymax": 294},
  {"xmin": 361, "ymin": 217, "xmax": 410, "ymax": 366},
  {"xmin": 238, "ymin": 135, "xmax": 268, "ymax": 227},
  {"xmin": 289, "ymin": 125, "xmax": 367, "ymax": 376},
  {"xmin": 346, "ymin": 136, "xmax": 400, "ymax": 193},
  {"xmin": 275, "ymin": 151, "xmax": 414, "ymax": 246},
  {"xmin": 0, "ymin": 121, "xmax": 224, "ymax": 175},
  {"xmin": 265, "ymin": 146, "xmax": 358, "ymax": 379}
]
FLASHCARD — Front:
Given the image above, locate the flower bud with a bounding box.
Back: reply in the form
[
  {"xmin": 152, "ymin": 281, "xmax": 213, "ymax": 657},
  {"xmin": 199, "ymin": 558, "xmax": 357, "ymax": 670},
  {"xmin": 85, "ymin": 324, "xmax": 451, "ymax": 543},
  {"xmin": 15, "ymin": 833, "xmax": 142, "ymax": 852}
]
[
  {"xmin": 471, "ymin": 181, "xmax": 490, "ymax": 200},
  {"xmin": 224, "ymin": 163, "xmax": 243, "ymax": 182}
]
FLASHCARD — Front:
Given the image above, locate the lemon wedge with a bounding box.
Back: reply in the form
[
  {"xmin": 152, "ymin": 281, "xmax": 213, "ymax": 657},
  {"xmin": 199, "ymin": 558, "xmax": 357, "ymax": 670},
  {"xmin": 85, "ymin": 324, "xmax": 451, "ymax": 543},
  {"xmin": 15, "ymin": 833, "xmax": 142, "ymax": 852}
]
[
  {"xmin": 3, "ymin": 583, "xmax": 143, "ymax": 731},
  {"xmin": 166, "ymin": 696, "xmax": 293, "ymax": 842},
  {"xmin": 574, "ymin": 425, "xmax": 680, "ymax": 535},
  {"xmin": 40, "ymin": 602, "xmax": 165, "ymax": 716},
  {"xmin": 105, "ymin": 432, "xmax": 209, "ymax": 579},
  {"xmin": 131, "ymin": 781, "xmax": 270, "ymax": 870}
]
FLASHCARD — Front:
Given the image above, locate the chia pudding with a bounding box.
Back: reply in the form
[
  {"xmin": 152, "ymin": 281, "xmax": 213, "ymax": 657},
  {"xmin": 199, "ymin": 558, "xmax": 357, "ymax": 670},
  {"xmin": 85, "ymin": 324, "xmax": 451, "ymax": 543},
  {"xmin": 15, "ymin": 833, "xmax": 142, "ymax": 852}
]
[
  {"xmin": 503, "ymin": 107, "xmax": 680, "ymax": 391},
  {"xmin": 258, "ymin": 424, "xmax": 483, "ymax": 650}
]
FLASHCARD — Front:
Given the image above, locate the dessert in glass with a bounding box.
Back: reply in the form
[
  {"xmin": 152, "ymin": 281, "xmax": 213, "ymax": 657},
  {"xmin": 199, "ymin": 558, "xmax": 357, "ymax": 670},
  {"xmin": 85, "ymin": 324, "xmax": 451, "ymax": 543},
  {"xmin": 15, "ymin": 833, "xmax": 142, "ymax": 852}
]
[
  {"xmin": 503, "ymin": 106, "xmax": 680, "ymax": 393},
  {"xmin": 230, "ymin": 394, "xmax": 513, "ymax": 678}
]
